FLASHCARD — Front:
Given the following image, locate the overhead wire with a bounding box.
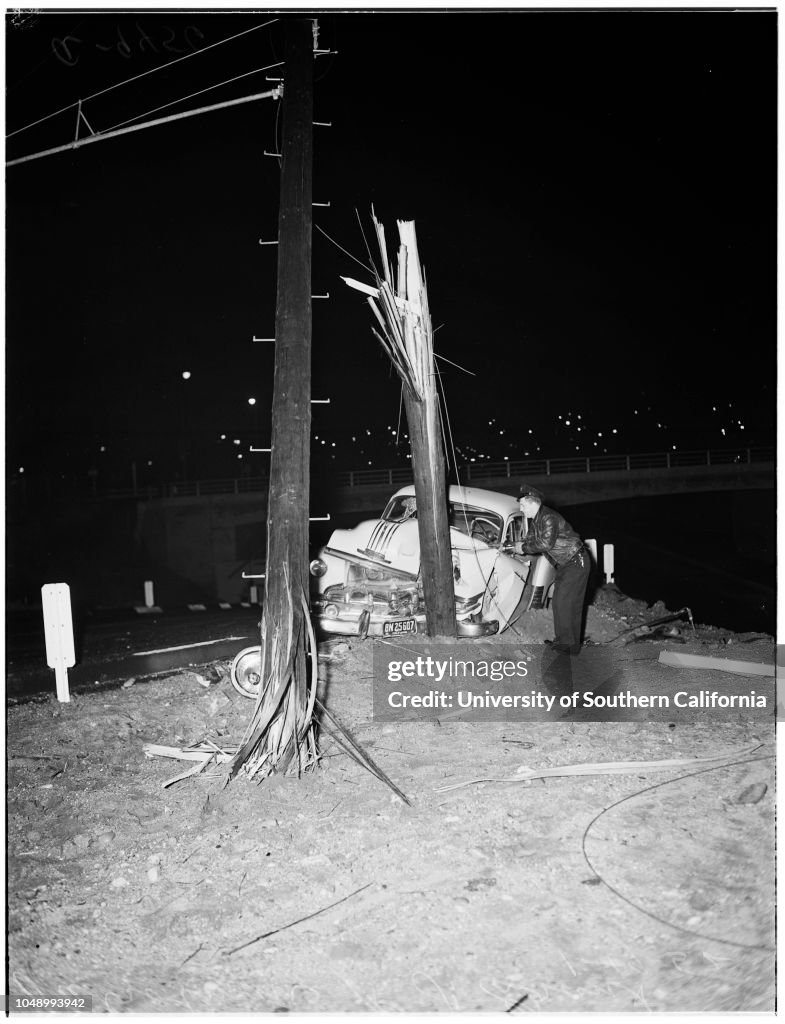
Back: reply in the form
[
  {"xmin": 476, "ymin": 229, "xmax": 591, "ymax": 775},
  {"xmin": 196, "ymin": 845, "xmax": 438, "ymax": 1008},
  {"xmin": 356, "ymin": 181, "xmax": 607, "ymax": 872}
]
[
  {"xmin": 6, "ymin": 18, "xmax": 280, "ymax": 140},
  {"xmin": 100, "ymin": 61, "xmax": 285, "ymax": 134},
  {"xmin": 314, "ymin": 224, "xmax": 374, "ymax": 275}
]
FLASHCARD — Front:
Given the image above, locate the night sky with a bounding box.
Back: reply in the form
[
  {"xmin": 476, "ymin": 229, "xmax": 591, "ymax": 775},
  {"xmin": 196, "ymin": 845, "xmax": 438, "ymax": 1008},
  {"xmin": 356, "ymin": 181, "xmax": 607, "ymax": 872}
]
[{"xmin": 6, "ymin": 8, "xmax": 776, "ymax": 493}]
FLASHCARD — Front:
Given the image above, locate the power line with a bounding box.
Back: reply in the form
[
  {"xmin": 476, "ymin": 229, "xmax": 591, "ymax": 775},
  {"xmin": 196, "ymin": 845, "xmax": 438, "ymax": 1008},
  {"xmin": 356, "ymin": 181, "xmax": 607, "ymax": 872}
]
[
  {"xmin": 6, "ymin": 18, "xmax": 280, "ymax": 141},
  {"xmin": 101, "ymin": 61, "xmax": 284, "ymax": 134},
  {"xmin": 6, "ymin": 88, "xmax": 282, "ymax": 168}
]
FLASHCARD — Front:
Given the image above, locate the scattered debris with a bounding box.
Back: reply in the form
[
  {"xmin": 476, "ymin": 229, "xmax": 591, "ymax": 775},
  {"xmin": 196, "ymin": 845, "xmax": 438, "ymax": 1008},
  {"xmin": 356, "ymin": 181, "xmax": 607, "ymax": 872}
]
[
  {"xmin": 607, "ymin": 607, "xmax": 694, "ymax": 646},
  {"xmin": 736, "ymin": 782, "xmax": 767, "ymax": 805},
  {"xmin": 435, "ymin": 744, "xmax": 763, "ymax": 793},
  {"xmin": 223, "ymin": 882, "xmax": 373, "ymax": 957}
]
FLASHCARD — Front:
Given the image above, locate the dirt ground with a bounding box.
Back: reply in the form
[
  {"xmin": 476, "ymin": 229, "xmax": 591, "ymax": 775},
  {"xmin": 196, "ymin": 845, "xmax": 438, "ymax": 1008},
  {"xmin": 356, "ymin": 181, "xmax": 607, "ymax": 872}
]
[{"xmin": 6, "ymin": 586, "xmax": 775, "ymax": 1014}]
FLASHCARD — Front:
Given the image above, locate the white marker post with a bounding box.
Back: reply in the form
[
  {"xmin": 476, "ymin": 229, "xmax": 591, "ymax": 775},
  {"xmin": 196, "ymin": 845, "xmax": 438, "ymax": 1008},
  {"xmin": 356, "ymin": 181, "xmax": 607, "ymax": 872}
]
[
  {"xmin": 41, "ymin": 583, "xmax": 75, "ymax": 703},
  {"xmin": 603, "ymin": 544, "xmax": 615, "ymax": 585},
  {"xmin": 585, "ymin": 538, "xmax": 598, "ymax": 566}
]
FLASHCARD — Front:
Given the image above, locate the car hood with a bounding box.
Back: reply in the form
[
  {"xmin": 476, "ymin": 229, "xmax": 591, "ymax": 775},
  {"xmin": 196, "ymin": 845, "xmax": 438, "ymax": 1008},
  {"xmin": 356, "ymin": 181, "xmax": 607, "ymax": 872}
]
[
  {"xmin": 325, "ymin": 518, "xmax": 422, "ymax": 577},
  {"xmin": 323, "ymin": 518, "xmax": 505, "ymax": 579}
]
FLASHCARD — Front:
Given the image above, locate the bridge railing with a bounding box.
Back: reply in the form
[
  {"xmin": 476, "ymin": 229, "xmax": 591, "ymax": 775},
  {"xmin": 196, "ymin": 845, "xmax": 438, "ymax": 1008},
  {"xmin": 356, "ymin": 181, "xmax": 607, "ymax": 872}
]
[{"xmin": 89, "ymin": 446, "xmax": 773, "ymax": 499}]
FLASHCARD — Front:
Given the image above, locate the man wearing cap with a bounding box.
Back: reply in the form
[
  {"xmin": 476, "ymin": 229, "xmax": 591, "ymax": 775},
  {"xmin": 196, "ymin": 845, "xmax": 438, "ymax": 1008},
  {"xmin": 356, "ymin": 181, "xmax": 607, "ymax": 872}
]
[{"xmin": 518, "ymin": 487, "xmax": 590, "ymax": 654}]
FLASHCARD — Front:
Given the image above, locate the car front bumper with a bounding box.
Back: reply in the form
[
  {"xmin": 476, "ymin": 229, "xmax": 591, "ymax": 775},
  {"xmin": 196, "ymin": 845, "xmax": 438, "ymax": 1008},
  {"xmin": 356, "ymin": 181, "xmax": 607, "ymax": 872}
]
[{"xmin": 314, "ymin": 609, "xmax": 499, "ymax": 639}]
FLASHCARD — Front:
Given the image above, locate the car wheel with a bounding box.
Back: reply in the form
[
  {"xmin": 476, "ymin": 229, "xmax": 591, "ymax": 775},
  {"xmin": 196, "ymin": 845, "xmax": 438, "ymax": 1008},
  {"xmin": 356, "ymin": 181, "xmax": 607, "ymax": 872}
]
[{"xmin": 230, "ymin": 645, "xmax": 262, "ymax": 699}]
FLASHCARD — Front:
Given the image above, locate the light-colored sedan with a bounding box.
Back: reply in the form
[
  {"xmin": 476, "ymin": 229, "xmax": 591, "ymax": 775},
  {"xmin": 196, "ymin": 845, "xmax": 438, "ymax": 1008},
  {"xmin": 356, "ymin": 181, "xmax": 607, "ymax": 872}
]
[{"xmin": 309, "ymin": 484, "xmax": 555, "ymax": 639}]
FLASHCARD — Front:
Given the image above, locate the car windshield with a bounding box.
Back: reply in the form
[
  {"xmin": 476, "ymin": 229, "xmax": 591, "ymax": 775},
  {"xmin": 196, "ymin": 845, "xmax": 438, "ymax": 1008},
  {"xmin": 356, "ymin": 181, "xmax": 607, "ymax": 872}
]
[
  {"xmin": 383, "ymin": 495, "xmax": 418, "ymax": 522},
  {"xmin": 383, "ymin": 497, "xmax": 503, "ymax": 544}
]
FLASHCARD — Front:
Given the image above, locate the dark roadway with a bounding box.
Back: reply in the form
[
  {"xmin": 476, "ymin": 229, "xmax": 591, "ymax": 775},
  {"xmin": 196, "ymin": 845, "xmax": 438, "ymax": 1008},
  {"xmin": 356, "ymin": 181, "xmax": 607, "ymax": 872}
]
[{"xmin": 6, "ymin": 606, "xmax": 262, "ymax": 703}]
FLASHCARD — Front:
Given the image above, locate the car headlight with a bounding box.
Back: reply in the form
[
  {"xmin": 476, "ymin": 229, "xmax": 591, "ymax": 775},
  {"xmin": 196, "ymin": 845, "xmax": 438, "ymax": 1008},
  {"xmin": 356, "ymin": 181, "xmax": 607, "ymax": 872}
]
[
  {"xmin": 324, "ymin": 603, "xmax": 339, "ymax": 619},
  {"xmin": 310, "ymin": 558, "xmax": 328, "ymax": 578}
]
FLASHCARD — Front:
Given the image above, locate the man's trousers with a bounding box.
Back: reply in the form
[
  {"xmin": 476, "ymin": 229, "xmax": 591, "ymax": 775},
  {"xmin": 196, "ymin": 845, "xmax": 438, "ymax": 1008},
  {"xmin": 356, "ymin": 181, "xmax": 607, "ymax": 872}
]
[{"xmin": 551, "ymin": 548, "xmax": 591, "ymax": 654}]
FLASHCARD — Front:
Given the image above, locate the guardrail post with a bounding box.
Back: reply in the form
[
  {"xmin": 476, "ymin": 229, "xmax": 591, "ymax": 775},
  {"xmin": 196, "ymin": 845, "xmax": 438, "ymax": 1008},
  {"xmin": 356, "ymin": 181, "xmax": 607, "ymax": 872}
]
[
  {"xmin": 666, "ymin": 452, "xmax": 671, "ymax": 469},
  {"xmin": 746, "ymin": 448, "xmax": 751, "ymax": 464},
  {"xmin": 506, "ymin": 461, "xmax": 510, "ymax": 477},
  {"xmin": 586, "ymin": 458, "xmax": 591, "ymax": 473},
  {"xmin": 626, "ymin": 455, "xmax": 630, "ymax": 471},
  {"xmin": 546, "ymin": 459, "xmax": 550, "ymax": 475},
  {"xmin": 349, "ymin": 472, "xmax": 355, "ymax": 487},
  {"xmin": 603, "ymin": 544, "xmax": 615, "ymax": 584},
  {"xmin": 41, "ymin": 583, "xmax": 75, "ymax": 703}
]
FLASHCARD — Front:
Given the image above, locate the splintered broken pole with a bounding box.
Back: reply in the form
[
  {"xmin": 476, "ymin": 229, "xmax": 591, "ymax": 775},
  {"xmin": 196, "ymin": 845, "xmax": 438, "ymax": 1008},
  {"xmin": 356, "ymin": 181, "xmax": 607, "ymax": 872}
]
[
  {"xmin": 343, "ymin": 215, "xmax": 457, "ymax": 638},
  {"xmin": 230, "ymin": 18, "xmax": 318, "ymax": 781}
]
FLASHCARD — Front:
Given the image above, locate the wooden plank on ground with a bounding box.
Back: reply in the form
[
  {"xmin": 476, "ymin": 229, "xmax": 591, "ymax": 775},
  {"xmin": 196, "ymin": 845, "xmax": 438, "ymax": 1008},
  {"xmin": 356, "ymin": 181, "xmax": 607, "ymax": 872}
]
[{"xmin": 658, "ymin": 650, "xmax": 775, "ymax": 677}]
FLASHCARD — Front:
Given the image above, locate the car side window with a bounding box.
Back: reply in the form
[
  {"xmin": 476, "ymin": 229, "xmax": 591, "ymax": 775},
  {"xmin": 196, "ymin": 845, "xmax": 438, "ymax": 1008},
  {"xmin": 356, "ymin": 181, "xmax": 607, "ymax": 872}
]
[{"xmin": 505, "ymin": 515, "xmax": 525, "ymax": 546}]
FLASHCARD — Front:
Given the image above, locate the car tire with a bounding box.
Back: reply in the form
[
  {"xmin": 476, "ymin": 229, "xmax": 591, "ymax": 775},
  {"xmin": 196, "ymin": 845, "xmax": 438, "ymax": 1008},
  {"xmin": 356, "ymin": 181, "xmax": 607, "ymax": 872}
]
[{"xmin": 230, "ymin": 645, "xmax": 263, "ymax": 699}]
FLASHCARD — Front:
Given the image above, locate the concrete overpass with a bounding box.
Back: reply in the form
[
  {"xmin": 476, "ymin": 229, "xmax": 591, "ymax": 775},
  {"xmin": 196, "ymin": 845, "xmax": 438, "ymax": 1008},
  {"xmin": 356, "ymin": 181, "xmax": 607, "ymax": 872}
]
[{"xmin": 326, "ymin": 447, "xmax": 775, "ymax": 515}]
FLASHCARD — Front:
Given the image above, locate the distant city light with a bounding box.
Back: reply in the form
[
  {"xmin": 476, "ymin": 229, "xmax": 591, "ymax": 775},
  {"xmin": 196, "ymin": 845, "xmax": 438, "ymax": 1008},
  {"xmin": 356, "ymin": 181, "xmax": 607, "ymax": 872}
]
[
  {"xmin": 100, "ymin": 445, "xmax": 106, "ymax": 452},
  {"xmin": 147, "ymin": 460, "xmax": 153, "ymax": 466},
  {"xmin": 612, "ymin": 429, "xmax": 618, "ymax": 434},
  {"xmin": 181, "ymin": 371, "xmax": 191, "ymax": 380},
  {"xmin": 220, "ymin": 434, "xmax": 226, "ymax": 440},
  {"xmin": 565, "ymin": 420, "xmax": 570, "ymax": 426},
  {"xmin": 18, "ymin": 466, "xmax": 24, "ymax": 473},
  {"xmin": 248, "ymin": 397, "xmax": 256, "ymax": 406},
  {"xmin": 237, "ymin": 453, "xmax": 243, "ymax": 459},
  {"xmin": 233, "ymin": 439, "xmax": 241, "ymax": 445}
]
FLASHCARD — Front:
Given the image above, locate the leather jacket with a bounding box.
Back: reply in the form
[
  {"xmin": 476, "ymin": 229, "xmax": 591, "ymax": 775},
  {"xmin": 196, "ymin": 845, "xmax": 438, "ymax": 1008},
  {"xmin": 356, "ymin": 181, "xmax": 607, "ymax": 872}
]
[{"xmin": 521, "ymin": 505, "xmax": 584, "ymax": 568}]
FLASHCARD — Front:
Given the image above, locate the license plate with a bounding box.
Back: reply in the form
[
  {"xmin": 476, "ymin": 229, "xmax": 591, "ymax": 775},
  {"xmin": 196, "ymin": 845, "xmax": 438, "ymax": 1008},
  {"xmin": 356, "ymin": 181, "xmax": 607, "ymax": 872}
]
[{"xmin": 383, "ymin": 618, "xmax": 417, "ymax": 636}]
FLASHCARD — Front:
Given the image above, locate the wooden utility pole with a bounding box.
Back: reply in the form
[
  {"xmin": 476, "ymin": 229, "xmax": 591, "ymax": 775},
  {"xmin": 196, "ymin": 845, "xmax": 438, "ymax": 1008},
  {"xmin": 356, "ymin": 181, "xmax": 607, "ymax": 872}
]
[
  {"xmin": 260, "ymin": 17, "xmax": 313, "ymax": 714},
  {"xmin": 229, "ymin": 18, "xmax": 321, "ymax": 781},
  {"xmin": 403, "ymin": 386, "xmax": 457, "ymax": 638},
  {"xmin": 343, "ymin": 217, "xmax": 457, "ymax": 639}
]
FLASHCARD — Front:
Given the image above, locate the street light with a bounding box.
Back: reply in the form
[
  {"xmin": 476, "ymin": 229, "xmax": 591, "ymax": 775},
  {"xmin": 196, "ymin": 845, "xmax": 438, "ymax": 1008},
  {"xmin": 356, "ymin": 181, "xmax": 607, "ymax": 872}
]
[{"xmin": 179, "ymin": 373, "xmax": 192, "ymax": 481}]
